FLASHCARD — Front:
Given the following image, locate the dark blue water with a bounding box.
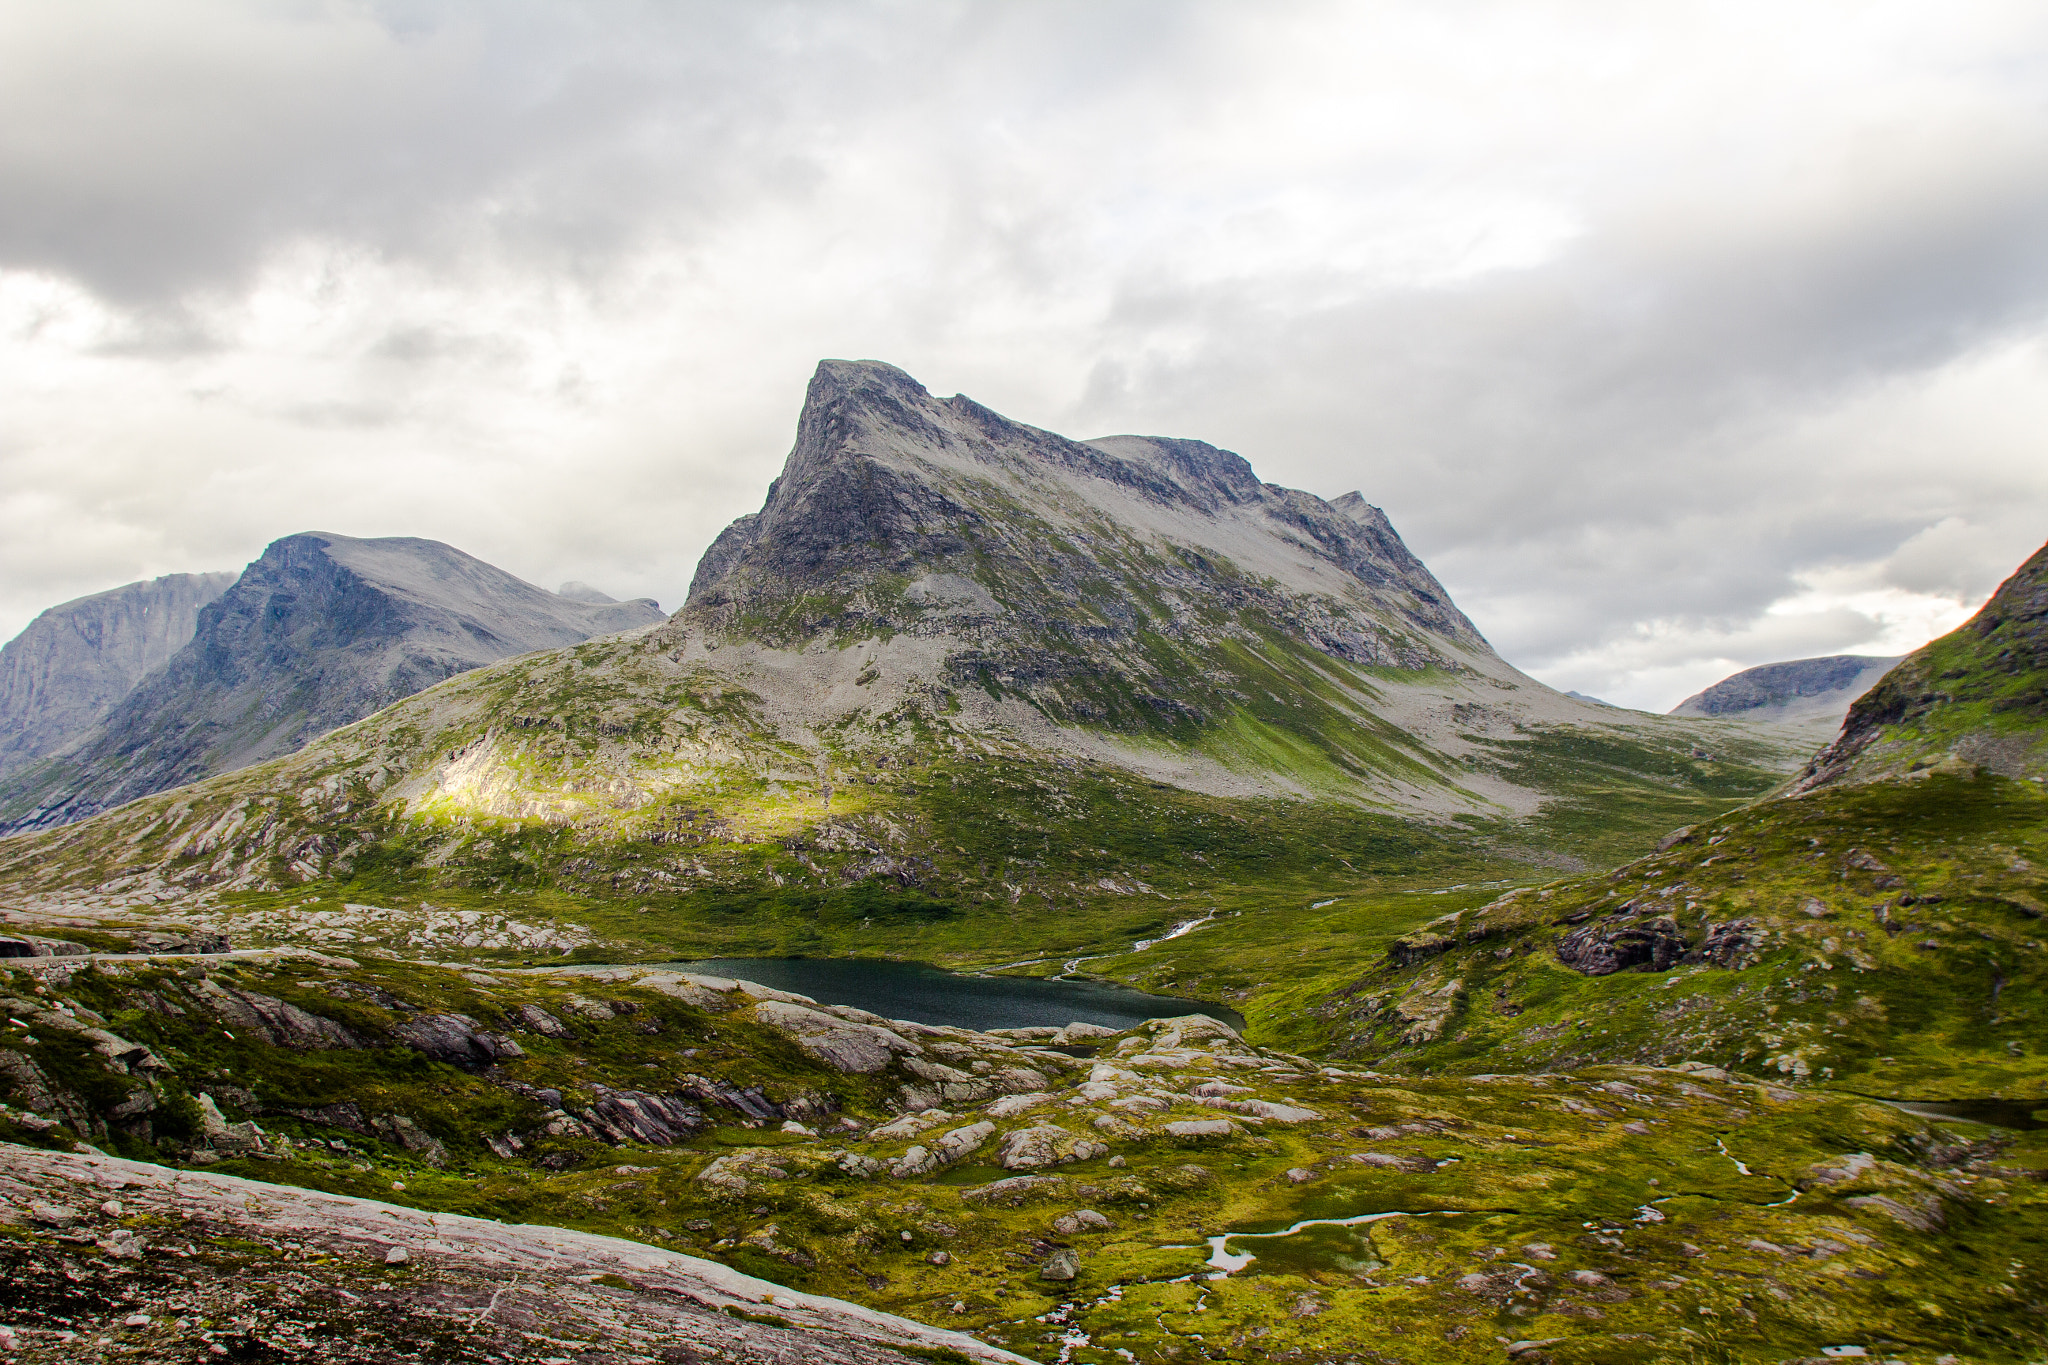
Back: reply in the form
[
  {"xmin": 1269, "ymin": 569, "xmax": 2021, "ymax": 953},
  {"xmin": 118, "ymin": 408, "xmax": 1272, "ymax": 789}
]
[
  {"xmin": 645, "ymin": 957, "xmax": 1244, "ymax": 1034},
  {"xmin": 1876, "ymin": 1097, "xmax": 2048, "ymax": 1131}
]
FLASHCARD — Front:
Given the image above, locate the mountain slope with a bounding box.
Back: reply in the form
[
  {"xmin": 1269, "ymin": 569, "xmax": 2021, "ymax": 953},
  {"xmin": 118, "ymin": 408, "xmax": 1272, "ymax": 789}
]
[
  {"xmin": 0, "ymin": 533, "xmax": 665, "ymax": 833},
  {"xmin": 1793, "ymin": 539, "xmax": 2048, "ymax": 791},
  {"xmin": 0, "ymin": 571, "xmax": 237, "ymax": 778},
  {"xmin": 1279, "ymin": 536, "xmax": 2048, "ymax": 1098},
  {"xmin": 1670, "ymin": 653, "xmax": 1902, "ymax": 731}
]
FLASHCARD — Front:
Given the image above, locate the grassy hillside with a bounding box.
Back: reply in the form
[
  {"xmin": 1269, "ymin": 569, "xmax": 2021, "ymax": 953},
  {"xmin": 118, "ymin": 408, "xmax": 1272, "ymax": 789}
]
[{"xmin": 4, "ymin": 949, "xmax": 2043, "ymax": 1363}]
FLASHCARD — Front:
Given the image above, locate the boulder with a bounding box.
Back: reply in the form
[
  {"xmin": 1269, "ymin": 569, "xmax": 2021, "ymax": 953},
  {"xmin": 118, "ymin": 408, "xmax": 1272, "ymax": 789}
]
[
  {"xmin": 901, "ymin": 1055, "xmax": 993, "ymax": 1103},
  {"xmin": 1051, "ymin": 1209, "xmax": 1113, "ymax": 1234},
  {"xmin": 985, "ymin": 1093, "xmax": 1053, "ymax": 1119},
  {"xmin": 1805, "ymin": 1152, "xmax": 1878, "ymax": 1187},
  {"xmin": 1231, "ymin": 1099, "xmax": 1322, "ymax": 1124},
  {"xmin": 371, "ymin": 1114, "xmax": 448, "ymax": 1167},
  {"xmin": 694, "ymin": 1149, "xmax": 789, "ymax": 1198},
  {"xmin": 1164, "ymin": 1119, "xmax": 1240, "ymax": 1141},
  {"xmin": 1039, "ymin": 1247, "xmax": 1080, "ymax": 1281},
  {"xmin": 1691, "ymin": 919, "xmax": 1766, "ymax": 970},
  {"xmin": 991, "ymin": 1067, "xmax": 1052, "ymax": 1094},
  {"xmin": 889, "ymin": 1145, "xmax": 938, "ymax": 1179},
  {"xmin": 1052, "ymin": 1022, "xmax": 1120, "ymax": 1044},
  {"xmin": 1387, "ymin": 933, "xmax": 1454, "ymax": 968},
  {"xmin": 833, "ymin": 1150, "xmax": 882, "ymax": 1179},
  {"xmin": 517, "ymin": 1004, "xmax": 572, "ymax": 1038},
  {"xmin": 934, "ymin": 1121, "xmax": 995, "ymax": 1163},
  {"xmin": 868, "ymin": 1110, "xmax": 953, "ymax": 1141}
]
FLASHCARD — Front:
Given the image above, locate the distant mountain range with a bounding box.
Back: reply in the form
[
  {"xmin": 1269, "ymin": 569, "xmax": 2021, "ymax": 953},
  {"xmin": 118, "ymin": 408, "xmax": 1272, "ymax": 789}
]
[
  {"xmin": 1670, "ymin": 653, "xmax": 1902, "ymax": 729},
  {"xmin": 0, "ymin": 534, "xmax": 663, "ymax": 834},
  {"xmin": 0, "ymin": 360, "xmax": 1807, "ymax": 908}
]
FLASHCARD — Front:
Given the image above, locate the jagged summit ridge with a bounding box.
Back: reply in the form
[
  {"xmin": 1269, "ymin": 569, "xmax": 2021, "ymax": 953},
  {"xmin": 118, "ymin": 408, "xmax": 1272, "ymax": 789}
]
[{"xmin": 682, "ymin": 360, "xmax": 1485, "ymax": 726}]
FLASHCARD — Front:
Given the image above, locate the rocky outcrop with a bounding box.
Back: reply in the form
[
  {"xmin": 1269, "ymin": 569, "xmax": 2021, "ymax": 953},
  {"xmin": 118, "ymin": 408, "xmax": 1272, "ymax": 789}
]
[
  {"xmin": 0, "ymin": 1145, "xmax": 1028, "ymax": 1365},
  {"xmin": 1554, "ymin": 914, "xmax": 1689, "ymax": 975},
  {"xmin": 0, "ymin": 534, "xmax": 665, "ymax": 834},
  {"xmin": 681, "ymin": 360, "xmax": 1490, "ymax": 730},
  {"xmin": 0, "ymin": 571, "xmax": 236, "ymax": 780},
  {"xmin": 187, "ymin": 981, "xmax": 362, "ymax": 1051},
  {"xmin": 996, "ymin": 1123, "xmax": 1109, "ymax": 1169},
  {"xmin": 575, "ymin": 1087, "xmax": 709, "ymax": 1146},
  {"xmin": 1691, "ymin": 918, "xmax": 1767, "ymax": 969},
  {"xmin": 752, "ymin": 1000, "xmax": 926, "ymax": 1073},
  {"xmin": 390, "ymin": 1012, "xmax": 523, "ymax": 1066}
]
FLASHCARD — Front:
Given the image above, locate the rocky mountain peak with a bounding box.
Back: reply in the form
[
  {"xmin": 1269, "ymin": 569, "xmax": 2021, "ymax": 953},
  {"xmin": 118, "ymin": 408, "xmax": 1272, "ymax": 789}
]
[{"xmin": 683, "ymin": 360, "xmax": 1486, "ymax": 685}]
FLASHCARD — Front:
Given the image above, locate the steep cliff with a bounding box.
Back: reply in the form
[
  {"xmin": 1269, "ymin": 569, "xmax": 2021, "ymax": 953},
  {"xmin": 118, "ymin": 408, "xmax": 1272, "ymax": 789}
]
[{"xmin": 0, "ymin": 571, "xmax": 236, "ymax": 778}]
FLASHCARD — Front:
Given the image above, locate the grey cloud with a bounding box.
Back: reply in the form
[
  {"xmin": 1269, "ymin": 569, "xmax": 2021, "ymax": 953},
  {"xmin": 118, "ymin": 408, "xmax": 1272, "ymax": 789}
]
[
  {"xmin": 1062, "ymin": 123, "xmax": 2048, "ymax": 679},
  {"xmin": 4, "ymin": 1, "xmax": 2046, "ymax": 714}
]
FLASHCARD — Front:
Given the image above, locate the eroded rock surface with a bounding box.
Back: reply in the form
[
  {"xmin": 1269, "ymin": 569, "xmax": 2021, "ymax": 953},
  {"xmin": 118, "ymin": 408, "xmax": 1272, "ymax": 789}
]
[{"xmin": 0, "ymin": 1146, "xmax": 1025, "ymax": 1365}]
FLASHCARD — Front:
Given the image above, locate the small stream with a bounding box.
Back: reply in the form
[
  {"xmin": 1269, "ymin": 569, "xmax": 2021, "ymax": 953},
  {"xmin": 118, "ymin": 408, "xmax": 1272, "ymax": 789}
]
[
  {"xmin": 1195, "ymin": 1209, "xmax": 1414, "ymax": 1272},
  {"xmin": 1023, "ymin": 1210, "xmax": 1452, "ymax": 1363}
]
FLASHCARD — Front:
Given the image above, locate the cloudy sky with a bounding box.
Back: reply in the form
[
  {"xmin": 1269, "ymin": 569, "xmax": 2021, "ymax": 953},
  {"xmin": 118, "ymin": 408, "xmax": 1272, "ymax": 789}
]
[{"xmin": 4, "ymin": 0, "xmax": 2046, "ymax": 710}]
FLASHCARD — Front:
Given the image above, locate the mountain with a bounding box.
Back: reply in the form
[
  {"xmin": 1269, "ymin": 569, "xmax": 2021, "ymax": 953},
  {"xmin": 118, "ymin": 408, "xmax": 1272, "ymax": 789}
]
[
  {"xmin": 0, "ymin": 360, "xmax": 1803, "ymax": 930},
  {"xmin": 0, "ymin": 533, "xmax": 665, "ymax": 834},
  {"xmin": 1269, "ymin": 536, "xmax": 2048, "ymax": 1098},
  {"xmin": 0, "ymin": 571, "xmax": 237, "ymax": 779},
  {"xmin": 0, "ymin": 365, "xmax": 2034, "ymax": 1364},
  {"xmin": 1669, "ymin": 653, "xmax": 1902, "ymax": 730}
]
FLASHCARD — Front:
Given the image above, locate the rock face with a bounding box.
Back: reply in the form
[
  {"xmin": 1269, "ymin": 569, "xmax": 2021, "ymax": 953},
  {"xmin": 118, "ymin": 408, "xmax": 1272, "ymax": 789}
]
[
  {"xmin": 1670, "ymin": 655, "xmax": 1902, "ymax": 729},
  {"xmin": 1554, "ymin": 914, "xmax": 1689, "ymax": 975},
  {"xmin": 0, "ymin": 571, "xmax": 236, "ymax": 779},
  {"xmin": 0, "ymin": 1146, "xmax": 1027, "ymax": 1365},
  {"xmin": 0, "ymin": 533, "xmax": 665, "ymax": 833},
  {"xmin": 1793, "ymin": 537, "xmax": 2048, "ymax": 791},
  {"xmin": 688, "ymin": 361, "xmax": 1488, "ymax": 725}
]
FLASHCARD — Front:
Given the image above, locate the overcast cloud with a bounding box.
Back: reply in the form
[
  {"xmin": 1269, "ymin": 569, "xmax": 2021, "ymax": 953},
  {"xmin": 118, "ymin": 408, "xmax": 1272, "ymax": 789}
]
[{"xmin": 3, "ymin": 0, "xmax": 2046, "ymax": 710}]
